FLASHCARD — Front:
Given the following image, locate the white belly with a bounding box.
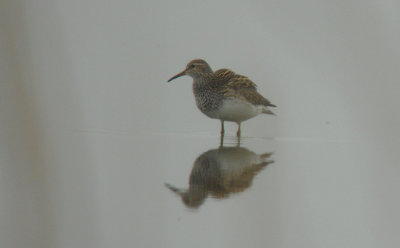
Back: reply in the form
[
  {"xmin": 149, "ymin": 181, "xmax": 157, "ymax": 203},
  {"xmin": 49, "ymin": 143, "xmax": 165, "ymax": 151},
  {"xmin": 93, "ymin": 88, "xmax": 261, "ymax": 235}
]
[{"xmin": 206, "ymin": 98, "xmax": 264, "ymax": 123}]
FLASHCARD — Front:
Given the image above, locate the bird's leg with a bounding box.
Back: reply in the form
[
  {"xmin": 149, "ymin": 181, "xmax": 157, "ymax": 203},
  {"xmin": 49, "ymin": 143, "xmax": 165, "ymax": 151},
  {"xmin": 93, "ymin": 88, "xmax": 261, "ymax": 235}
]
[
  {"xmin": 220, "ymin": 133, "xmax": 224, "ymax": 147},
  {"xmin": 236, "ymin": 123, "xmax": 241, "ymax": 137},
  {"xmin": 219, "ymin": 120, "xmax": 225, "ymax": 147}
]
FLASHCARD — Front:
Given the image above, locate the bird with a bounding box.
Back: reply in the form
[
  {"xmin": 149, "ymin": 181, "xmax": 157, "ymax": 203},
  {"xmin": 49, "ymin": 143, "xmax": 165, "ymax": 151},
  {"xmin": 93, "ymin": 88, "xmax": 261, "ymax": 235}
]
[
  {"xmin": 167, "ymin": 59, "xmax": 276, "ymax": 137},
  {"xmin": 165, "ymin": 146, "xmax": 273, "ymax": 208}
]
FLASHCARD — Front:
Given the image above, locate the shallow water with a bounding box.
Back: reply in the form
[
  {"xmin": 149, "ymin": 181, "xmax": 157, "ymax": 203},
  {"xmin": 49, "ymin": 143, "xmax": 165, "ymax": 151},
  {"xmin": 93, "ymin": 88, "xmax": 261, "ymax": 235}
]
[
  {"xmin": 2, "ymin": 1, "xmax": 400, "ymax": 247},
  {"xmin": 97, "ymin": 130, "xmax": 399, "ymax": 247}
]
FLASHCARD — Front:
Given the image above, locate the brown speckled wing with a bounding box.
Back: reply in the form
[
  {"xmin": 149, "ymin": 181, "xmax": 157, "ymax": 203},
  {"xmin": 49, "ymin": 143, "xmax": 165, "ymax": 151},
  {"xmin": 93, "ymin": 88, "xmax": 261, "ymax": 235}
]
[
  {"xmin": 213, "ymin": 69, "xmax": 257, "ymax": 89},
  {"xmin": 237, "ymin": 89, "xmax": 275, "ymax": 107},
  {"xmin": 214, "ymin": 69, "xmax": 276, "ymax": 107}
]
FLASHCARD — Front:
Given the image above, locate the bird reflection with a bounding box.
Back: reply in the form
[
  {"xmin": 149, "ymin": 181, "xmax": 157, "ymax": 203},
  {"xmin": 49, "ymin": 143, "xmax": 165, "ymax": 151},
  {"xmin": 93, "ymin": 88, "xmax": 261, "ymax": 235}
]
[{"xmin": 165, "ymin": 143, "xmax": 273, "ymax": 209}]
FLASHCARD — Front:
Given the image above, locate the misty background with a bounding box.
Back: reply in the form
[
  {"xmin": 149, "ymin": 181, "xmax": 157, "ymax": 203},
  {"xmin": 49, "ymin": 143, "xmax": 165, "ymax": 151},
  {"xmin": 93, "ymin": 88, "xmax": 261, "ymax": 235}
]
[{"xmin": 1, "ymin": 1, "xmax": 399, "ymax": 248}]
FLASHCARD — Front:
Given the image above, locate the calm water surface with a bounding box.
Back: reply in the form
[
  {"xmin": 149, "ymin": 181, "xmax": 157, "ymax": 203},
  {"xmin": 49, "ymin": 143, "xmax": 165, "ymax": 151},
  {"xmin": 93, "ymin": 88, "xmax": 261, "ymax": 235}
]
[
  {"xmin": 98, "ymin": 130, "xmax": 398, "ymax": 248},
  {"xmin": 2, "ymin": 1, "xmax": 400, "ymax": 247}
]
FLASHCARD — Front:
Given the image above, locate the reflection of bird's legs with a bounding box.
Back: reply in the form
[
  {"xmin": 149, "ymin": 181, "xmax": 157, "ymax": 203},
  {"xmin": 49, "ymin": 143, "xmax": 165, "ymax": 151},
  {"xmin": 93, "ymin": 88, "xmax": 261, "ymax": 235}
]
[
  {"xmin": 236, "ymin": 123, "xmax": 241, "ymax": 137},
  {"xmin": 235, "ymin": 122, "xmax": 241, "ymax": 147}
]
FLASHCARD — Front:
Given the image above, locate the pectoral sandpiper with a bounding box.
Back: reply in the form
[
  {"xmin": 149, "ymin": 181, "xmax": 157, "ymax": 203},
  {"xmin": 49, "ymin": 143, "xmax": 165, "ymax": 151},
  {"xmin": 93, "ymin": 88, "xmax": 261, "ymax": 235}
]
[
  {"xmin": 165, "ymin": 146, "xmax": 273, "ymax": 208},
  {"xmin": 168, "ymin": 59, "xmax": 276, "ymax": 136}
]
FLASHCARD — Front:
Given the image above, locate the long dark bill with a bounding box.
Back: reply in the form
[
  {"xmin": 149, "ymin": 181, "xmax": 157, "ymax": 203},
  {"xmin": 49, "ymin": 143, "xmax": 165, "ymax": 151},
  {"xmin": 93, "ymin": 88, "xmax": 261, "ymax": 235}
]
[{"xmin": 167, "ymin": 70, "xmax": 186, "ymax": 82}]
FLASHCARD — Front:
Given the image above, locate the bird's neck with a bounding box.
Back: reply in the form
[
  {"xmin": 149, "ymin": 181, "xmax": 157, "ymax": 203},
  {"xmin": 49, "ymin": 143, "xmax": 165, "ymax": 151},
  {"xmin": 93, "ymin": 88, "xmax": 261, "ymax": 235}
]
[{"xmin": 192, "ymin": 72, "xmax": 213, "ymax": 85}]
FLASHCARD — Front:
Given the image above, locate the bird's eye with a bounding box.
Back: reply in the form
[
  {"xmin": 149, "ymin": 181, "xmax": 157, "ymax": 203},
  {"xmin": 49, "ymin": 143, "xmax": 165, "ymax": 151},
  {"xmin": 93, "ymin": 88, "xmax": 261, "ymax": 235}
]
[{"xmin": 189, "ymin": 64, "xmax": 195, "ymax": 69}]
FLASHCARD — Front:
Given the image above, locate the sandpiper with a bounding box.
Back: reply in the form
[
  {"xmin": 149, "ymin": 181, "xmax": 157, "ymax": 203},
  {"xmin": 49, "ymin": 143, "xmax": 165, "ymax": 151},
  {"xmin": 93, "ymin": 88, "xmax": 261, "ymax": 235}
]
[
  {"xmin": 165, "ymin": 146, "xmax": 273, "ymax": 208},
  {"xmin": 168, "ymin": 59, "xmax": 276, "ymax": 136}
]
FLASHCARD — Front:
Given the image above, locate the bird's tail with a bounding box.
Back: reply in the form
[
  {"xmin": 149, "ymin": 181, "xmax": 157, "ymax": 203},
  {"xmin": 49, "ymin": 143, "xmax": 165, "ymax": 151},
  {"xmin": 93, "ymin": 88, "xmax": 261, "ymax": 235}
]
[{"xmin": 262, "ymin": 108, "xmax": 275, "ymax": 115}]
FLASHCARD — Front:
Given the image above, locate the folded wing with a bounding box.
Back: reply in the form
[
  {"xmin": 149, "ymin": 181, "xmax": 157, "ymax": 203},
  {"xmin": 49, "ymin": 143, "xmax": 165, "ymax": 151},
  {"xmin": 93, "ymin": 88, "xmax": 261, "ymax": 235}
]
[{"xmin": 213, "ymin": 69, "xmax": 276, "ymax": 107}]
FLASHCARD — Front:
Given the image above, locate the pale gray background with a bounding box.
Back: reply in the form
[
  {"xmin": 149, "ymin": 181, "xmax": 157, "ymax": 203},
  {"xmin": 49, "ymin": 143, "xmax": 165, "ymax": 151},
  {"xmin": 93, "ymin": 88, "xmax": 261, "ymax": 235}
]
[{"xmin": 1, "ymin": 0, "xmax": 399, "ymax": 248}]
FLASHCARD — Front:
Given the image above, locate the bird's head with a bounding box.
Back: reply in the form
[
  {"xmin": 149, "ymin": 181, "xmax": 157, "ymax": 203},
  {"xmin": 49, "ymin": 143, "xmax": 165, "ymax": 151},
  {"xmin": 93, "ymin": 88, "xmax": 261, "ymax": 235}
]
[{"xmin": 167, "ymin": 59, "xmax": 213, "ymax": 82}]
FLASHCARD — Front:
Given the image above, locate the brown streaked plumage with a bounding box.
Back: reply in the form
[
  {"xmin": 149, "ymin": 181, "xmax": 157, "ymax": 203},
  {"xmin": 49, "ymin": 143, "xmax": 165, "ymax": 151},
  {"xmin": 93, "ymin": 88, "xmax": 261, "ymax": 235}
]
[
  {"xmin": 168, "ymin": 59, "xmax": 276, "ymax": 136},
  {"xmin": 165, "ymin": 146, "xmax": 273, "ymax": 208}
]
